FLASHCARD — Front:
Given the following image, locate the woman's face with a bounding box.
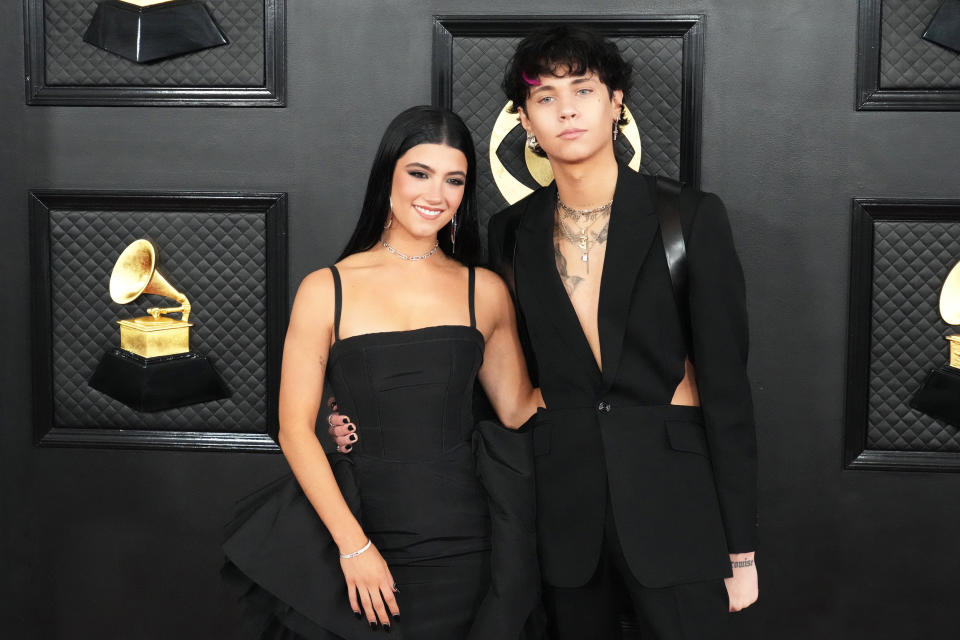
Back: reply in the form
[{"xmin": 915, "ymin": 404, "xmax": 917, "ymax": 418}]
[{"xmin": 388, "ymin": 143, "xmax": 468, "ymax": 241}]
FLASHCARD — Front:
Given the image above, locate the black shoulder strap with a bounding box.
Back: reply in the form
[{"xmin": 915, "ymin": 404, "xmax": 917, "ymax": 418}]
[
  {"xmin": 329, "ymin": 265, "xmax": 342, "ymax": 341},
  {"xmin": 654, "ymin": 175, "xmax": 693, "ymax": 358}
]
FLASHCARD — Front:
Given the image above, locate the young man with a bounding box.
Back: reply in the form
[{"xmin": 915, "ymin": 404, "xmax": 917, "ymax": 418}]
[
  {"xmin": 332, "ymin": 25, "xmax": 758, "ymax": 638},
  {"xmin": 487, "ymin": 26, "xmax": 759, "ymax": 639}
]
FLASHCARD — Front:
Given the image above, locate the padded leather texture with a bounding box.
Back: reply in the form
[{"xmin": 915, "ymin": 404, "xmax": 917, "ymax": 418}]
[
  {"xmin": 48, "ymin": 207, "xmax": 268, "ymax": 432},
  {"xmin": 43, "ymin": 0, "xmax": 265, "ymax": 86},
  {"xmin": 880, "ymin": 0, "xmax": 960, "ymax": 89},
  {"xmin": 868, "ymin": 219, "xmax": 960, "ymax": 451},
  {"xmin": 451, "ymin": 34, "xmax": 683, "ymax": 240}
]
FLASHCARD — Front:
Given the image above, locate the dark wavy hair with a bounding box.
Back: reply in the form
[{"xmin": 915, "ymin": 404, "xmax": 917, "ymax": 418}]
[
  {"xmin": 337, "ymin": 106, "xmax": 481, "ymax": 266},
  {"xmin": 502, "ymin": 26, "xmax": 633, "ymax": 156}
]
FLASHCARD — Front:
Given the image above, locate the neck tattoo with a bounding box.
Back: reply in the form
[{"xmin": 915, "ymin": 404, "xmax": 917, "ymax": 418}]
[{"xmin": 381, "ymin": 240, "xmax": 439, "ymax": 261}]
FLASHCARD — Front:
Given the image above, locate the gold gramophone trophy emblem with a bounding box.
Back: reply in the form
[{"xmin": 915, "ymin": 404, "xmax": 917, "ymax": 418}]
[
  {"xmin": 112, "ymin": 239, "xmax": 193, "ymax": 358},
  {"xmin": 88, "ymin": 239, "xmax": 229, "ymax": 412},
  {"xmin": 909, "ymin": 260, "xmax": 960, "ymax": 427}
]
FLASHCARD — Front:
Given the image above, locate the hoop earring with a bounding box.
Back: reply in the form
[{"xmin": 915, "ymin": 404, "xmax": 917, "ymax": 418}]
[
  {"xmin": 384, "ymin": 198, "xmax": 393, "ymax": 229},
  {"xmin": 526, "ymin": 131, "xmax": 540, "ymax": 151}
]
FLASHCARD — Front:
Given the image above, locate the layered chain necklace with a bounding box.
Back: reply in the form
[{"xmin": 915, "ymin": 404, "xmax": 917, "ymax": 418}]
[
  {"xmin": 381, "ymin": 240, "xmax": 439, "ymax": 261},
  {"xmin": 556, "ymin": 194, "xmax": 613, "ymax": 273}
]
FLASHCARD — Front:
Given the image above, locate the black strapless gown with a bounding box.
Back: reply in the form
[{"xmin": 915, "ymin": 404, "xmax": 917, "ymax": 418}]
[{"xmin": 223, "ymin": 318, "xmax": 542, "ymax": 640}]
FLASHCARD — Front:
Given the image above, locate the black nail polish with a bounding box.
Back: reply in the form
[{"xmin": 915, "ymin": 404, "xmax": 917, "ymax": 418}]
[
  {"xmin": 349, "ymin": 434, "xmax": 357, "ymax": 442},
  {"xmin": 383, "ymin": 624, "xmax": 391, "ymax": 633},
  {"xmin": 370, "ymin": 621, "xmax": 380, "ymax": 630},
  {"xmin": 348, "ymin": 424, "xmax": 355, "ymax": 432},
  {"xmin": 392, "ymin": 613, "xmax": 400, "ymax": 621},
  {"xmin": 354, "ymin": 611, "xmax": 361, "ymax": 619},
  {"xmin": 342, "ymin": 417, "xmax": 349, "ymax": 424}
]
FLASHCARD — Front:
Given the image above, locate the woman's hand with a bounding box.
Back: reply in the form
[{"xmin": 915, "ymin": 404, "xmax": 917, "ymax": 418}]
[
  {"xmin": 326, "ymin": 397, "xmax": 358, "ymax": 452},
  {"xmin": 724, "ymin": 553, "xmax": 758, "ymax": 612},
  {"xmin": 339, "ymin": 541, "xmax": 399, "ymax": 630}
]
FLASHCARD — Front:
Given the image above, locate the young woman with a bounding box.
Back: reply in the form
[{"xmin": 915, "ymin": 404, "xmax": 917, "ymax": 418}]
[{"xmin": 223, "ymin": 106, "xmax": 544, "ymax": 639}]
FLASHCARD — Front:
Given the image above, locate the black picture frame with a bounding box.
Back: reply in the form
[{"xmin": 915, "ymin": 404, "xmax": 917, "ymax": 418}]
[
  {"xmin": 845, "ymin": 198, "xmax": 960, "ymax": 471},
  {"xmin": 29, "ymin": 190, "xmax": 287, "ymax": 451},
  {"xmin": 23, "ymin": 0, "xmax": 286, "ymax": 106},
  {"xmin": 432, "ymin": 14, "xmax": 704, "ymax": 188},
  {"xmin": 856, "ymin": 0, "xmax": 960, "ymax": 110}
]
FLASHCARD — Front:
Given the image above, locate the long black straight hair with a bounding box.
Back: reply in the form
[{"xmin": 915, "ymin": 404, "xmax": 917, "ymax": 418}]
[{"xmin": 337, "ymin": 106, "xmax": 481, "ymax": 266}]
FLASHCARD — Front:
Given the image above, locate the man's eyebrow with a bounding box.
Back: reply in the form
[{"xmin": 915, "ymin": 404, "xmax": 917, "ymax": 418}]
[{"xmin": 530, "ymin": 75, "xmax": 596, "ymax": 93}]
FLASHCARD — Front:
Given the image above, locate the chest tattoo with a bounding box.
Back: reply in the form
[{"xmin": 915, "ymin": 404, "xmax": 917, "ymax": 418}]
[{"xmin": 553, "ymin": 215, "xmax": 611, "ymax": 296}]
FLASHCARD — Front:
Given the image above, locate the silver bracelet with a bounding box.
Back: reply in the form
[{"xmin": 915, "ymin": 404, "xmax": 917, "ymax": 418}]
[
  {"xmin": 731, "ymin": 558, "xmax": 754, "ymax": 568},
  {"xmin": 339, "ymin": 539, "xmax": 372, "ymax": 559}
]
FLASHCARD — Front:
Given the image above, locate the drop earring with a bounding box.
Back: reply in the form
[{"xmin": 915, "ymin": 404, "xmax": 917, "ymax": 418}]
[
  {"xmin": 450, "ymin": 213, "xmax": 458, "ymax": 254},
  {"xmin": 612, "ymin": 119, "xmax": 619, "ymax": 142}
]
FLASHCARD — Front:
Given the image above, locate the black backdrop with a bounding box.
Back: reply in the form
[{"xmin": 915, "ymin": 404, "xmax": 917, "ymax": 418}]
[{"xmin": 2, "ymin": 1, "xmax": 959, "ymax": 638}]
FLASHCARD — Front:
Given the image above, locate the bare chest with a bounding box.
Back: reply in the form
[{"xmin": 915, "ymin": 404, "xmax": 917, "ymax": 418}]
[{"xmin": 553, "ymin": 225, "xmax": 608, "ymax": 370}]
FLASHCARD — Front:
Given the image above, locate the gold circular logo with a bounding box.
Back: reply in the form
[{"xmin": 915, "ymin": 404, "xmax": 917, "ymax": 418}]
[{"xmin": 489, "ymin": 102, "xmax": 643, "ymax": 205}]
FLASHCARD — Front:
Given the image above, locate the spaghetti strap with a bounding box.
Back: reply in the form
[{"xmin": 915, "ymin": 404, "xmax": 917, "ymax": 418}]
[
  {"xmin": 330, "ymin": 265, "xmax": 342, "ymax": 341},
  {"xmin": 468, "ymin": 266, "xmax": 476, "ymax": 329}
]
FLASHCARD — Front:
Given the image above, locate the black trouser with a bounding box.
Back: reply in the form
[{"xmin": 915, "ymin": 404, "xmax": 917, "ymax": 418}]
[{"xmin": 543, "ymin": 493, "xmax": 730, "ymax": 640}]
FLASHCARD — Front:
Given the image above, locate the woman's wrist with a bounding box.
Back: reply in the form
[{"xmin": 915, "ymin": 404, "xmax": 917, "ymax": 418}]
[
  {"xmin": 332, "ymin": 524, "xmax": 368, "ymax": 556},
  {"xmin": 339, "ymin": 538, "xmax": 372, "ymax": 559}
]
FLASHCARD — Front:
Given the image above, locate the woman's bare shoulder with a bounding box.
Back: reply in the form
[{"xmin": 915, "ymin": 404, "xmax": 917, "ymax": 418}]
[
  {"xmin": 292, "ymin": 268, "xmax": 338, "ymax": 315},
  {"xmin": 473, "ymin": 266, "xmax": 513, "ymax": 312}
]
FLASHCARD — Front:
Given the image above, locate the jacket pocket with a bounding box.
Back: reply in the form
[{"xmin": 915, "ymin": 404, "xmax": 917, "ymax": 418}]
[{"xmin": 665, "ymin": 419, "xmax": 709, "ymax": 456}]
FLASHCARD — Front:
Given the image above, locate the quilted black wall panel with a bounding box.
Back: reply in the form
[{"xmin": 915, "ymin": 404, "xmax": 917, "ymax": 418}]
[
  {"xmin": 49, "ymin": 209, "xmax": 266, "ymax": 432},
  {"xmin": 858, "ymin": 0, "xmax": 960, "ymax": 108},
  {"xmin": 868, "ymin": 219, "xmax": 960, "ymax": 451},
  {"xmin": 25, "ymin": 0, "xmax": 285, "ymax": 105},
  {"xmin": 44, "ymin": 0, "xmax": 264, "ymax": 86},
  {"xmin": 451, "ymin": 34, "xmax": 683, "ymax": 232},
  {"xmin": 30, "ymin": 191, "xmax": 287, "ymax": 450},
  {"xmin": 880, "ymin": 0, "xmax": 960, "ymax": 89},
  {"xmin": 434, "ymin": 16, "xmax": 701, "ymax": 240},
  {"xmin": 846, "ymin": 200, "xmax": 960, "ymax": 471}
]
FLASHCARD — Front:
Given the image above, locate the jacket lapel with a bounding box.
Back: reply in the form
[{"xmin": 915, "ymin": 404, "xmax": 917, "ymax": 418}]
[
  {"xmin": 598, "ymin": 168, "xmax": 659, "ymax": 390},
  {"xmin": 515, "ymin": 184, "xmax": 603, "ymax": 382}
]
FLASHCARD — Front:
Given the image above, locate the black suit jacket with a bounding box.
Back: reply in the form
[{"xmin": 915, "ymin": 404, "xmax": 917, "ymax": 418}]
[{"xmin": 488, "ymin": 166, "xmax": 758, "ymax": 589}]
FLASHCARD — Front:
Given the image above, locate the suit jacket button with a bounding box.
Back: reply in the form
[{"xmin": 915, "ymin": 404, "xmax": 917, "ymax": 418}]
[{"xmin": 597, "ymin": 401, "xmax": 611, "ymax": 414}]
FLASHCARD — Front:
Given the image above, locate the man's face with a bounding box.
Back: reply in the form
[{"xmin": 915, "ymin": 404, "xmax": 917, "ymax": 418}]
[{"xmin": 518, "ymin": 70, "xmax": 623, "ymax": 166}]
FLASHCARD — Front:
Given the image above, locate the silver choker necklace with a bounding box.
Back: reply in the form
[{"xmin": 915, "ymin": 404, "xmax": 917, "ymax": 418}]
[
  {"xmin": 557, "ymin": 194, "xmax": 614, "ymax": 220},
  {"xmin": 381, "ymin": 240, "xmax": 439, "ymax": 261}
]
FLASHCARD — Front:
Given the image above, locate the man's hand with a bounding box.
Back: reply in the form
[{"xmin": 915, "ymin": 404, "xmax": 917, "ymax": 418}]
[
  {"xmin": 326, "ymin": 397, "xmax": 357, "ymax": 452},
  {"xmin": 724, "ymin": 553, "xmax": 758, "ymax": 612}
]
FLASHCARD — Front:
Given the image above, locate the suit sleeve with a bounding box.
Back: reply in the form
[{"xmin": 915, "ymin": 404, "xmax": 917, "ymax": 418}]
[
  {"xmin": 487, "ymin": 210, "xmax": 512, "ymax": 290},
  {"xmin": 686, "ymin": 192, "xmax": 758, "ymax": 553},
  {"xmin": 487, "ymin": 207, "xmax": 538, "ymax": 385}
]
